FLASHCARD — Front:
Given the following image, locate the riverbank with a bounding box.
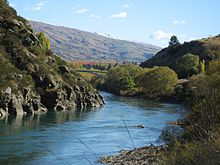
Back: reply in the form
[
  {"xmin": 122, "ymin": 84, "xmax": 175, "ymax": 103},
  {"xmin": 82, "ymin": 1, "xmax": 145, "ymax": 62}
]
[{"xmin": 99, "ymin": 145, "xmax": 167, "ymax": 165}]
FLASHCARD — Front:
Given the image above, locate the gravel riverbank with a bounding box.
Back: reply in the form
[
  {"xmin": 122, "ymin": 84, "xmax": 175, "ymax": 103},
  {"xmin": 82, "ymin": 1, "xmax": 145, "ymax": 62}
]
[{"xmin": 99, "ymin": 145, "xmax": 168, "ymax": 165}]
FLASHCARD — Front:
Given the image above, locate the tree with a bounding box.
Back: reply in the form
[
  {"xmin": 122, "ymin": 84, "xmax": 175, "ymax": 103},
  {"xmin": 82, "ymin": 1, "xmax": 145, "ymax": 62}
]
[
  {"xmin": 169, "ymin": 35, "xmax": 180, "ymax": 46},
  {"xmin": 105, "ymin": 67, "xmax": 130, "ymax": 94},
  {"xmin": 105, "ymin": 64, "xmax": 141, "ymax": 94},
  {"xmin": 119, "ymin": 76, "xmax": 136, "ymax": 90},
  {"xmin": 138, "ymin": 67, "xmax": 178, "ymax": 98},
  {"xmin": 121, "ymin": 64, "xmax": 143, "ymax": 77},
  {"xmin": 36, "ymin": 32, "xmax": 51, "ymax": 50},
  {"xmin": 175, "ymin": 53, "xmax": 200, "ymax": 78},
  {"xmin": 199, "ymin": 59, "xmax": 205, "ymax": 73}
]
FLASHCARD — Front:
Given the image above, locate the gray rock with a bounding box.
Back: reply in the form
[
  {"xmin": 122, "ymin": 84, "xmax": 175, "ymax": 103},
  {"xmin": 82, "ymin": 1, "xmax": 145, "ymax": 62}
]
[
  {"xmin": 29, "ymin": 33, "xmax": 39, "ymax": 43},
  {"xmin": 8, "ymin": 94, "xmax": 24, "ymax": 115},
  {"xmin": 0, "ymin": 108, "xmax": 8, "ymax": 119},
  {"xmin": 54, "ymin": 104, "xmax": 65, "ymax": 111},
  {"xmin": 2, "ymin": 87, "xmax": 12, "ymax": 103},
  {"xmin": 32, "ymin": 99, "xmax": 47, "ymax": 113}
]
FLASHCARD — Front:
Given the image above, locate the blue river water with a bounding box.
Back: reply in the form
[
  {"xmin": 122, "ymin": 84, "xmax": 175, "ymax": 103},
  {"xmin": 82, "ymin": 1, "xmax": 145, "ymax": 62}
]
[{"xmin": 0, "ymin": 92, "xmax": 184, "ymax": 165}]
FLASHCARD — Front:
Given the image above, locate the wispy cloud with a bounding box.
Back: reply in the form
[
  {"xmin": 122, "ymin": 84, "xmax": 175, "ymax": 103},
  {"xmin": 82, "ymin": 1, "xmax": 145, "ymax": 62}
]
[
  {"xmin": 121, "ymin": 4, "xmax": 133, "ymax": 9},
  {"xmin": 76, "ymin": 8, "xmax": 88, "ymax": 14},
  {"xmin": 32, "ymin": 1, "xmax": 48, "ymax": 11},
  {"xmin": 151, "ymin": 30, "xmax": 195, "ymax": 47},
  {"xmin": 9, "ymin": 3, "xmax": 17, "ymax": 7},
  {"xmin": 110, "ymin": 12, "xmax": 127, "ymax": 18},
  {"xmin": 151, "ymin": 30, "xmax": 173, "ymax": 40},
  {"xmin": 173, "ymin": 20, "xmax": 186, "ymax": 25},
  {"xmin": 90, "ymin": 14, "xmax": 101, "ymax": 19}
]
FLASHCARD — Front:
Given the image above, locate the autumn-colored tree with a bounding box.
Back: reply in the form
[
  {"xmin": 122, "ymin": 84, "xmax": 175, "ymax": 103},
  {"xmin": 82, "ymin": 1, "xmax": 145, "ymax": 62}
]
[{"xmin": 36, "ymin": 32, "xmax": 51, "ymax": 50}]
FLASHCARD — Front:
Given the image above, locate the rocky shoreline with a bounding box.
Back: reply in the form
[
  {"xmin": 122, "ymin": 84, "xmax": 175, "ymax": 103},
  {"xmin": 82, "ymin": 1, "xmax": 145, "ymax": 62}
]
[
  {"xmin": 0, "ymin": 85, "xmax": 104, "ymax": 119},
  {"xmin": 99, "ymin": 145, "xmax": 167, "ymax": 165}
]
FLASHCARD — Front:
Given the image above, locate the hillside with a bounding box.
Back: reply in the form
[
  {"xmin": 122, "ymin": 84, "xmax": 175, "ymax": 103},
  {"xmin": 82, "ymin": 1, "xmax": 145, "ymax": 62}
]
[
  {"xmin": 140, "ymin": 35, "xmax": 220, "ymax": 77},
  {"xmin": 0, "ymin": 0, "xmax": 104, "ymax": 118},
  {"xmin": 30, "ymin": 20, "xmax": 160, "ymax": 63}
]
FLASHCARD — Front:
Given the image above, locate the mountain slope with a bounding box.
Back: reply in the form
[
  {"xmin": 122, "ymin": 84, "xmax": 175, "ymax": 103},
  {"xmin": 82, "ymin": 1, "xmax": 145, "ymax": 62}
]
[
  {"xmin": 30, "ymin": 20, "xmax": 160, "ymax": 62},
  {"xmin": 0, "ymin": 0, "xmax": 104, "ymax": 118},
  {"xmin": 140, "ymin": 35, "xmax": 220, "ymax": 77}
]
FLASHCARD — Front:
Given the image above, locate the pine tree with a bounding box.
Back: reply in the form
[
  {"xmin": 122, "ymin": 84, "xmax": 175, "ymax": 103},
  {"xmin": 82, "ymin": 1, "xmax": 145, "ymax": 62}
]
[{"xmin": 169, "ymin": 35, "xmax": 180, "ymax": 46}]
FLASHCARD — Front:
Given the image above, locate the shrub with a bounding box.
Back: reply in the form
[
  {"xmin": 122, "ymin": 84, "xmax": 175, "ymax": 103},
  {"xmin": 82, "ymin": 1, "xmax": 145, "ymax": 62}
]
[
  {"xmin": 175, "ymin": 53, "xmax": 200, "ymax": 78},
  {"xmin": 138, "ymin": 67, "xmax": 178, "ymax": 98}
]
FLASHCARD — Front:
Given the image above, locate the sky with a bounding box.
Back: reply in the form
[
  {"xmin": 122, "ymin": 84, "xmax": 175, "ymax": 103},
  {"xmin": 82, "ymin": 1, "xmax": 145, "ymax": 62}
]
[{"xmin": 8, "ymin": 0, "xmax": 220, "ymax": 47}]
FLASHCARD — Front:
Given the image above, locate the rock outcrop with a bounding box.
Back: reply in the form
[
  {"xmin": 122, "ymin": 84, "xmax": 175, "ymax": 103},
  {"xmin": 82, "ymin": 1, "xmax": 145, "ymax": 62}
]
[{"xmin": 0, "ymin": 87, "xmax": 48, "ymax": 116}]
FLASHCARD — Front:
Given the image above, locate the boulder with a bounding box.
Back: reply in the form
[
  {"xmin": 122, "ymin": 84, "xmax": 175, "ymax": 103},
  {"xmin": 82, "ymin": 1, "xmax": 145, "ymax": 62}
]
[
  {"xmin": 41, "ymin": 74, "xmax": 57, "ymax": 89},
  {"xmin": 54, "ymin": 104, "xmax": 65, "ymax": 111},
  {"xmin": 0, "ymin": 87, "xmax": 12, "ymax": 111},
  {"xmin": 32, "ymin": 99, "xmax": 48, "ymax": 114},
  {"xmin": 0, "ymin": 108, "xmax": 8, "ymax": 119},
  {"xmin": 29, "ymin": 33, "xmax": 39, "ymax": 43},
  {"xmin": 22, "ymin": 37, "xmax": 35, "ymax": 47},
  {"xmin": 1, "ymin": 87, "xmax": 12, "ymax": 103},
  {"xmin": 59, "ymin": 65, "xmax": 70, "ymax": 74},
  {"xmin": 8, "ymin": 94, "xmax": 24, "ymax": 115}
]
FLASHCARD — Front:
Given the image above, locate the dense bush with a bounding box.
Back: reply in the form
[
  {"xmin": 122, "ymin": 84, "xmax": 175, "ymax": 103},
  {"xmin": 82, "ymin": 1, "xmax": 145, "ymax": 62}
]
[
  {"xmin": 94, "ymin": 64, "xmax": 178, "ymax": 98},
  {"xmin": 161, "ymin": 60, "xmax": 220, "ymax": 164},
  {"xmin": 36, "ymin": 32, "xmax": 51, "ymax": 50},
  {"xmin": 137, "ymin": 67, "xmax": 178, "ymax": 98},
  {"xmin": 175, "ymin": 53, "xmax": 200, "ymax": 78},
  {"xmin": 105, "ymin": 65, "xmax": 131, "ymax": 94}
]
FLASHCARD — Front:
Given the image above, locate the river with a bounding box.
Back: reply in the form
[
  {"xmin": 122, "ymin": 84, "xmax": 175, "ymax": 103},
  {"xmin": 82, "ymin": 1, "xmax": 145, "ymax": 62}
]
[{"xmin": 0, "ymin": 92, "xmax": 184, "ymax": 165}]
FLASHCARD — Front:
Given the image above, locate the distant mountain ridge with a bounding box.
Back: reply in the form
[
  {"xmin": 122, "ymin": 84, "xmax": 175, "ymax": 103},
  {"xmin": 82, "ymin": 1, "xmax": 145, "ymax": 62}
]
[{"xmin": 30, "ymin": 20, "xmax": 161, "ymax": 62}]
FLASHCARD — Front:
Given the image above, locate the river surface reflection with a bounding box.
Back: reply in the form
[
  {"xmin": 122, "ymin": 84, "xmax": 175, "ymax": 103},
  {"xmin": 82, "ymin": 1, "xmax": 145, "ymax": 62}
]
[{"xmin": 0, "ymin": 92, "xmax": 184, "ymax": 165}]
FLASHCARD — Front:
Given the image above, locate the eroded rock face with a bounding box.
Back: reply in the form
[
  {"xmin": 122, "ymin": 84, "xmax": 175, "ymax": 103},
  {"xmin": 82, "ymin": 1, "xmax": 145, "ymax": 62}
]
[
  {"xmin": 0, "ymin": 108, "xmax": 8, "ymax": 119},
  {"xmin": 40, "ymin": 85, "xmax": 104, "ymax": 111},
  {"xmin": 0, "ymin": 87, "xmax": 48, "ymax": 116},
  {"xmin": 8, "ymin": 94, "xmax": 24, "ymax": 115}
]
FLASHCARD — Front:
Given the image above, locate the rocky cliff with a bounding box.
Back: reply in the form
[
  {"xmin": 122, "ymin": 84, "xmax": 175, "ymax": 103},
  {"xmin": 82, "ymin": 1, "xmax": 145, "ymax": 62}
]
[{"xmin": 0, "ymin": 0, "xmax": 104, "ymax": 119}]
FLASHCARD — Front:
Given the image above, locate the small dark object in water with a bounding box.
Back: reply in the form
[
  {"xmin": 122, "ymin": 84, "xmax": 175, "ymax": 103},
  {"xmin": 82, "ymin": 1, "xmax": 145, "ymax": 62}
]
[{"xmin": 137, "ymin": 124, "xmax": 145, "ymax": 128}]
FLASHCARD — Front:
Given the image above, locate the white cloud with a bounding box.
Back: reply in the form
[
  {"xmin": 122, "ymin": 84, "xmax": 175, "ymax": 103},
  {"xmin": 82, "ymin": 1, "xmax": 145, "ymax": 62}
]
[
  {"xmin": 32, "ymin": 1, "xmax": 48, "ymax": 11},
  {"xmin": 76, "ymin": 8, "xmax": 88, "ymax": 14},
  {"xmin": 179, "ymin": 34, "xmax": 195, "ymax": 42},
  {"xmin": 173, "ymin": 20, "xmax": 186, "ymax": 25},
  {"xmin": 121, "ymin": 4, "xmax": 133, "ymax": 9},
  {"xmin": 37, "ymin": 1, "xmax": 48, "ymax": 7},
  {"xmin": 33, "ymin": 6, "xmax": 42, "ymax": 11},
  {"xmin": 151, "ymin": 30, "xmax": 173, "ymax": 40},
  {"xmin": 110, "ymin": 12, "xmax": 127, "ymax": 18},
  {"xmin": 189, "ymin": 37, "xmax": 195, "ymax": 41},
  {"xmin": 9, "ymin": 3, "xmax": 17, "ymax": 7},
  {"xmin": 150, "ymin": 31, "xmax": 195, "ymax": 47},
  {"xmin": 90, "ymin": 14, "xmax": 101, "ymax": 18}
]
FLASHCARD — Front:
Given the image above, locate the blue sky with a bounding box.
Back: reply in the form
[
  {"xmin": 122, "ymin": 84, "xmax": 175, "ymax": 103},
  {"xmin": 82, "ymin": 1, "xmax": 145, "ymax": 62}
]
[{"xmin": 8, "ymin": 0, "xmax": 220, "ymax": 47}]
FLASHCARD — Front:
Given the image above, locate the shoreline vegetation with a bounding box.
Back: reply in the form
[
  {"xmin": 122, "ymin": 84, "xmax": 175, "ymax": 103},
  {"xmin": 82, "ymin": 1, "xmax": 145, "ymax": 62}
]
[{"xmin": 96, "ymin": 36, "xmax": 220, "ymax": 164}]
